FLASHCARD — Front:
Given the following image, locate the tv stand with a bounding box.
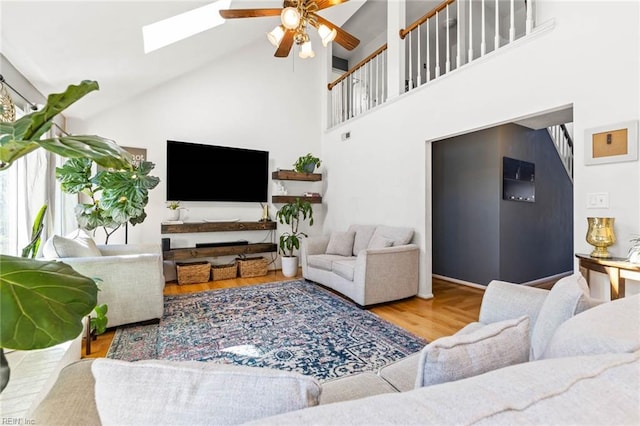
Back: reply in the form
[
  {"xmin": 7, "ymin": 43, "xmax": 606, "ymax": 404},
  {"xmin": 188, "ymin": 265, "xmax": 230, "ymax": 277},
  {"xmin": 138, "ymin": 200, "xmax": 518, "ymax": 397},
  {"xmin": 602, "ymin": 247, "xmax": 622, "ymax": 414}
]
[{"xmin": 161, "ymin": 221, "xmax": 277, "ymax": 261}]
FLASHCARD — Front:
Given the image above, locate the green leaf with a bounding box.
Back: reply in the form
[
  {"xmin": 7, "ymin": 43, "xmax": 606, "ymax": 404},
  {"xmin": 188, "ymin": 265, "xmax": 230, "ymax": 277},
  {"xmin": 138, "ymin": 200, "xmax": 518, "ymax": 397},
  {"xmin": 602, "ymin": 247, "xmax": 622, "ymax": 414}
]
[
  {"xmin": 21, "ymin": 204, "xmax": 48, "ymax": 259},
  {"xmin": 39, "ymin": 135, "xmax": 132, "ymax": 170},
  {"xmin": 0, "ymin": 256, "xmax": 98, "ymax": 350},
  {"xmin": 56, "ymin": 158, "xmax": 93, "ymax": 194}
]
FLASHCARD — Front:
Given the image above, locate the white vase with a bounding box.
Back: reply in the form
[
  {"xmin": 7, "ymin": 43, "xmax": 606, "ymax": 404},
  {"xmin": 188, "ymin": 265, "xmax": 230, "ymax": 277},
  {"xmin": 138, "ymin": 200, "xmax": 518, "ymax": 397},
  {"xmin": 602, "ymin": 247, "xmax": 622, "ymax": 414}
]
[
  {"xmin": 166, "ymin": 209, "xmax": 180, "ymax": 221},
  {"xmin": 281, "ymin": 256, "xmax": 299, "ymax": 277}
]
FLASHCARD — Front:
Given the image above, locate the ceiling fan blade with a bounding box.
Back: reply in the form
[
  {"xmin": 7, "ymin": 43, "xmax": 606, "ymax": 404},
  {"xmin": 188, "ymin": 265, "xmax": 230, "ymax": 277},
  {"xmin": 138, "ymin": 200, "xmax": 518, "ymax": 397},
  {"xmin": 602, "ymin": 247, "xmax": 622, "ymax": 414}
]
[
  {"xmin": 314, "ymin": 0, "xmax": 349, "ymax": 11},
  {"xmin": 275, "ymin": 30, "xmax": 295, "ymax": 57},
  {"xmin": 219, "ymin": 9, "xmax": 282, "ymax": 19},
  {"xmin": 312, "ymin": 14, "xmax": 360, "ymax": 50}
]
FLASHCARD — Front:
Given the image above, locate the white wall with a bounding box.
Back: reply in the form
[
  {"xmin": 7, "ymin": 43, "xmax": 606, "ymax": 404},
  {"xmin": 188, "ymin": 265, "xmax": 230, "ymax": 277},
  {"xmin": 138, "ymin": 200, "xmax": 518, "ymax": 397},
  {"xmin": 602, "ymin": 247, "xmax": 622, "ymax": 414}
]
[
  {"xmin": 321, "ymin": 1, "xmax": 640, "ymax": 299},
  {"xmin": 68, "ymin": 41, "xmax": 325, "ymax": 259}
]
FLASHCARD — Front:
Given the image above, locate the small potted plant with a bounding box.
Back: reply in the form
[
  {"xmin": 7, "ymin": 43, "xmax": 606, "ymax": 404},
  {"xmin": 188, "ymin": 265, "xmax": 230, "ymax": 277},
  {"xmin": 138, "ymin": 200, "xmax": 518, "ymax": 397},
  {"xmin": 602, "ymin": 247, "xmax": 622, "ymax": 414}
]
[
  {"xmin": 276, "ymin": 198, "xmax": 314, "ymax": 277},
  {"xmin": 166, "ymin": 201, "xmax": 182, "ymax": 221},
  {"xmin": 293, "ymin": 153, "xmax": 321, "ymax": 174}
]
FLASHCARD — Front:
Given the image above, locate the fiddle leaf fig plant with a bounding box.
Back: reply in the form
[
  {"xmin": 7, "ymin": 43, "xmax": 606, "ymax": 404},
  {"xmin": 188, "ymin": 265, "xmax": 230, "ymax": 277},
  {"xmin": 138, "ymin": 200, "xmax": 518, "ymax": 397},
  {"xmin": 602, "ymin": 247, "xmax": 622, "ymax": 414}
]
[
  {"xmin": 56, "ymin": 157, "xmax": 160, "ymax": 243},
  {"xmin": 276, "ymin": 197, "xmax": 314, "ymax": 257}
]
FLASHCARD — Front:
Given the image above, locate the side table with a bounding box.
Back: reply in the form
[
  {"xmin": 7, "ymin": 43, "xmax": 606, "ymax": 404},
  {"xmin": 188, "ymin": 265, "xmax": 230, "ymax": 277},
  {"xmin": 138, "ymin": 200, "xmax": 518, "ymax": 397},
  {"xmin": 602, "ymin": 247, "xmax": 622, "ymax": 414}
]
[{"xmin": 576, "ymin": 253, "xmax": 640, "ymax": 299}]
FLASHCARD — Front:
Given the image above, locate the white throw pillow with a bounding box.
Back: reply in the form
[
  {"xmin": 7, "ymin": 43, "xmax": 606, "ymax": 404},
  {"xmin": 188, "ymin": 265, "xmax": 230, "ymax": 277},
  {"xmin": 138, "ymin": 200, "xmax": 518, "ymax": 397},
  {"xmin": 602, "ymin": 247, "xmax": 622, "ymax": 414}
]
[
  {"xmin": 415, "ymin": 315, "xmax": 530, "ymax": 388},
  {"xmin": 92, "ymin": 359, "xmax": 321, "ymax": 425},
  {"xmin": 42, "ymin": 229, "xmax": 101, "ymax": 258},
  {"xmin": 367, "ymin": 235, "xmax": 394, "ymax": 249},
  {"xmin": 530, "ymin": 273, "xmax": 594, "ymax": 360},
  {"xmin": 325, "ymin": 231, "xmax": 356, "ymax": 257}
]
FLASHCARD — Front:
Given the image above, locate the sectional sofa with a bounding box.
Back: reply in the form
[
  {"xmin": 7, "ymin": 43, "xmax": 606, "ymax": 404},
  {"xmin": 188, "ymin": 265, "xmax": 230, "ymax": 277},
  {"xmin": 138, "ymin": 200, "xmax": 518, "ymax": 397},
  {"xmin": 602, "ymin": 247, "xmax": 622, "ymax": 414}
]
[{"xmin": 32, "ymin": 273, "xmax": 640, "ymax": 424}]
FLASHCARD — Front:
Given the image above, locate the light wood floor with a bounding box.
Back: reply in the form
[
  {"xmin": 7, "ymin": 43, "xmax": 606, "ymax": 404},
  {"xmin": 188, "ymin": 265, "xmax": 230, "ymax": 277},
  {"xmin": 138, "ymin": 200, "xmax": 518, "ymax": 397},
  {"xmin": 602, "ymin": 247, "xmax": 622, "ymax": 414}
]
[{"xmin": 82, "ymin": 270, "xmax": 485, "ymax": 359}]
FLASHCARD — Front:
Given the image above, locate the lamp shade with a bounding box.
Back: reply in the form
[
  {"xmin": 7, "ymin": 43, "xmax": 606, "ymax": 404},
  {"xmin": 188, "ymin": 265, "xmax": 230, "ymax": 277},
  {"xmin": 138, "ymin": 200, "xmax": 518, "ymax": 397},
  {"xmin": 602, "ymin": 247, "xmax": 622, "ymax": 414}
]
[
  {"xmin": 267, "ymin": 25, "xmax": 285, "ymax": 47},
  {"xmin": 299, "ymin": 41, "xmax": 315, "ymax": 59},
  {"xmin": 317, "ymin": 24, "xmax": 337, "ymax": 47},
  {"xmin": 281, "ymin": 7, "xmax": 301, "ymax": 30}
]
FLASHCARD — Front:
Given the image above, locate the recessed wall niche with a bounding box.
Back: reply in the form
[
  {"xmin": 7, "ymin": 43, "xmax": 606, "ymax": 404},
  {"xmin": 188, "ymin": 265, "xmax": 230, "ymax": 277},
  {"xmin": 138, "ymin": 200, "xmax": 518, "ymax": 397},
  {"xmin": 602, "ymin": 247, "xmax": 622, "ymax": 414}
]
[{"xmin": 503, "ymin": 157, "xmax": 535, "ymax": 202}]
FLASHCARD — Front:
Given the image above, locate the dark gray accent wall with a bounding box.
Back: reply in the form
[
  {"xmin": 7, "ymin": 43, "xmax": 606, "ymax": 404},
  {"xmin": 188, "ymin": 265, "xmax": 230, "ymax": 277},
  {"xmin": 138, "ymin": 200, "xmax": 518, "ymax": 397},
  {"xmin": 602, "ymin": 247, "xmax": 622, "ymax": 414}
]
[{"xmin": 432, "ymin": 124, "xmax": 573, "ymax": 285}]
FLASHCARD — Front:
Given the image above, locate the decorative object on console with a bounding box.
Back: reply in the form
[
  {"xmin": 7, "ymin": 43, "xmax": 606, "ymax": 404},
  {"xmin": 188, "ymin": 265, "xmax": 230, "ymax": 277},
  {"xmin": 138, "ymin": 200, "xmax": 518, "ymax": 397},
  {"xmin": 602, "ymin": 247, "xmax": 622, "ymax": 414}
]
[
  {"xmin": 628, "ymin": 235, "xmax": 640, "ymax": 264},
  {"xmin": 0, "ymin": 80, "xmax": 132, "ymax": 393},
  {"xmin": 56, "ymin": 157, "xmax": 160, "ymax": 244},
  {"xmin": 293, "ymin": 153, "xmax": 322, "ymax": 173},
  {"xmin": 586, "ymin": 217, "xmax": 616, "ymax": 258},
  {"xmin": 219, "ymin": 1, "xmax": 359, "ymax": 59},
  {"xmin": 276, "ymin": 197, "xmax": 314, "ymax": 277},
  {"xmin": 166, "ymin": 201, "xmax": 183, "ymax": 221}
]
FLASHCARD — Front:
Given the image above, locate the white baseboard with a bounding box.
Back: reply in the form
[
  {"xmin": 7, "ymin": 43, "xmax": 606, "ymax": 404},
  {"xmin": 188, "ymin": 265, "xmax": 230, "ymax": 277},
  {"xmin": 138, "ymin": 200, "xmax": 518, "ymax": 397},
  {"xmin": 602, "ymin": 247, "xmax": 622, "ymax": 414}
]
[{"xmin": 433, "ymin": 270, "xmax": 574, "ymax": 290}]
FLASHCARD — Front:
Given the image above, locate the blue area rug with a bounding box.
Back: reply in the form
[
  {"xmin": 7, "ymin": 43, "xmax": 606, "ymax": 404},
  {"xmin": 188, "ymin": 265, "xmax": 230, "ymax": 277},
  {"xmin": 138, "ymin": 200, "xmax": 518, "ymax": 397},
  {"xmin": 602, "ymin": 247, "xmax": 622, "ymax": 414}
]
[{"xmin": 107, "ymin": 280, "xmax": 426, "ymax": 382}]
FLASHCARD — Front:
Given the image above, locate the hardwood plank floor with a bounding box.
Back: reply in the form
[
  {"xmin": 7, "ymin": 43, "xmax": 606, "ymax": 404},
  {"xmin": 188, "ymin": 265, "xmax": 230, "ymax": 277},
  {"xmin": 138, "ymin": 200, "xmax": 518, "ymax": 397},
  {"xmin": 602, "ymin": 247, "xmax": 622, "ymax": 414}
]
[{"xmin": 82, "ymin": 271, "xmax": 484, "ymax": 359}]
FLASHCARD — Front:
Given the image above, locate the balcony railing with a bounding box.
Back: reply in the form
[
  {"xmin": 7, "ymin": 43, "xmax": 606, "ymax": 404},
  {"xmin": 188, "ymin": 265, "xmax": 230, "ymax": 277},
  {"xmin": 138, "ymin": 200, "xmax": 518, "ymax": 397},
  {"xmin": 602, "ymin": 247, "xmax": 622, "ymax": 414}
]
[{"xmin": 328, "ymin": 0, "xmax": 534, "ymax": 127}]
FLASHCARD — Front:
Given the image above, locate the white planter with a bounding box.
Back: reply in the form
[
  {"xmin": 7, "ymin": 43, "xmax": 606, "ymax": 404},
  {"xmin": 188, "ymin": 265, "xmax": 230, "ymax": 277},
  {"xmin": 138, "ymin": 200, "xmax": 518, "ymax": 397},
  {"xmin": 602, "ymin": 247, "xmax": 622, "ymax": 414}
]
[
  {"xmin": 166, "ymin": 209, "xmax": 180, "ymax": 221},
  {"xmin": 281, "ymin": 256, "xmax": 299, "ymax": 277}
]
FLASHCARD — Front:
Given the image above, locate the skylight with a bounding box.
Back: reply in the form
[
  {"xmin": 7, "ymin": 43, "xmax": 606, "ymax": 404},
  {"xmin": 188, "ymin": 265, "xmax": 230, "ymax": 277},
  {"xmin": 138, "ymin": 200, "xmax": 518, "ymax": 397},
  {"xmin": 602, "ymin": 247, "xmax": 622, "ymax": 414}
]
[{"xmin": 142, "ymin": 0, "xmax": 231, "ymax": 53}]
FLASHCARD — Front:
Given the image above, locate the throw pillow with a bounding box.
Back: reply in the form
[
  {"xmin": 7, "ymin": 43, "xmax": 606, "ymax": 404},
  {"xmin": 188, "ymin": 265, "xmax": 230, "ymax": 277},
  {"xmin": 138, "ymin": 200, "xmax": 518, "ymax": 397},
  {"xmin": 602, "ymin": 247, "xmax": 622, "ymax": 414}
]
[
  {"xmin": 529, "ymin": 273, "xmax": 595, "ymax": 360},
  {"xmin": 42, "ymin": 229, "xmax": 102, "ymax": 258},
  {"xmin": 92, "ymin": 359, "xmax": 321, "ymax": 425},
  {"xmin": 367, "ymin": 235, "xmax": 394, "ymax": 249},
  {"xmin": 415, "ymin": 315, "xmax": 530, "ymax": 388},
  {"xmin": 325, "ymin": 231, "xmax": 356, "ymax": 257}
]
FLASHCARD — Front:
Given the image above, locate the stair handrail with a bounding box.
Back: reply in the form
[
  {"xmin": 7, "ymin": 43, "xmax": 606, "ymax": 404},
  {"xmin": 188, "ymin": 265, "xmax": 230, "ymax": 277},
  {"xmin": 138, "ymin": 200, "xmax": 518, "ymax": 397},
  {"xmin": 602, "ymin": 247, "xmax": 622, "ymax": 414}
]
[
  {"xmin": 327, "ymin": 44, "xmax": 388, "ymax": 91},
  {"xmin": 399, "ymin": 0, "xmax": 457, "ymax": 39},
  {"xmin": 560, "ymin": 123, "xmax": 574, "ymax": 150}
]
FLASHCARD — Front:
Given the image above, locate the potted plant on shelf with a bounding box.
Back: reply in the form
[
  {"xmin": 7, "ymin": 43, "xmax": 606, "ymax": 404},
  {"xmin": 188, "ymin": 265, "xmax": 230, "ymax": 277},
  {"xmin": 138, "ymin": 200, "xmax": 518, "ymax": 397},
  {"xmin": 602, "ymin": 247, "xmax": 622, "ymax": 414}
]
[
  {"xmin": 166, "ymin": 201, "xmax": 183, "ymax": 221},
  {"xmin": 293, "ymin": 153, "xmax": 321, "ymax": 174},
  {"xmin": 276, "ymin": 197, "xmax": 314, "ymax": 277},
  {"xmin": 0, "ymin": 80, "xmax": 133, "ymax": 393}
]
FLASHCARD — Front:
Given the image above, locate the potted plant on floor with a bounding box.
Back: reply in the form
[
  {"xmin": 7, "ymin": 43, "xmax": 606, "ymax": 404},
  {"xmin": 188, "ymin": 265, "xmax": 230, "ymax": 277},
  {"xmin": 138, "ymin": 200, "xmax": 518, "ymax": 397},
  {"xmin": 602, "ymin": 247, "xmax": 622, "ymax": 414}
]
[
  {"xmin": 276, "ymin": 197, "xmax": 314, "ymax": 277},
  {"xmin": 0, "ymin": 80, "xmax": 133, "ymax": 392},
  {"xmin": 293, "ymin": 153, "xmax": 321, "ymax": 174}
]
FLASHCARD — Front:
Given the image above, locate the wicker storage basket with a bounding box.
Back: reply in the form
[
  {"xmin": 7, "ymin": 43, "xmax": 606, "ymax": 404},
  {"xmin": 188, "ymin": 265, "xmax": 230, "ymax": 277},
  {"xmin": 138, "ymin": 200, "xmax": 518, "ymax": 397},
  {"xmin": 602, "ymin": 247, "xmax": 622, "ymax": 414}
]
[
  {"xmin": 236, "ymin": 256, "xmax": 268, "ymax": 278},
  {"xmin": 176, "ymin": 261, "xmax": 211, "ymax": 285},
  {"xmin": 211, "ymin": 263, "xmax": 237, "ymax": 281}
]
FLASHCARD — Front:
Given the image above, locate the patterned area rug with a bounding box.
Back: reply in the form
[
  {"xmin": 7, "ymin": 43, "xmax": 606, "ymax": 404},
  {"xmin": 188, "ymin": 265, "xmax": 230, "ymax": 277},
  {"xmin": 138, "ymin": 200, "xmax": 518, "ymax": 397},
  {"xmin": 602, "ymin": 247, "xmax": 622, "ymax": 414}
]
[{"xmin": 107, "ymin": 280, "xmax": 426, "ymax": 382}]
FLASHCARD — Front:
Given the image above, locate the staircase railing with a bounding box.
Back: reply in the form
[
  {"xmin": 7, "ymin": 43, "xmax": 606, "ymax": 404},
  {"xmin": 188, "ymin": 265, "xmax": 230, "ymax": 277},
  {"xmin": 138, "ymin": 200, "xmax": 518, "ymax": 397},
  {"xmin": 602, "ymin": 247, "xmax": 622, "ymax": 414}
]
[
  {"xmin": 547, "ymin": 123, "xmax": 574, "ymax": 180},
  {"xmin": 327, "ymin": 44, "xmax": 388, "ymax": 128}
]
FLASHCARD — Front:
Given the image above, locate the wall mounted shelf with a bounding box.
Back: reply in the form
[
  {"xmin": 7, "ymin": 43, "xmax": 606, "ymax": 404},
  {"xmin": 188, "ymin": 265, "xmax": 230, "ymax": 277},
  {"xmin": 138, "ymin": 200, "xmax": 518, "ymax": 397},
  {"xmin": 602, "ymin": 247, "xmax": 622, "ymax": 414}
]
[{"xmin": 272, "ymin": 170, "xmax": 322, "ymax": 181}]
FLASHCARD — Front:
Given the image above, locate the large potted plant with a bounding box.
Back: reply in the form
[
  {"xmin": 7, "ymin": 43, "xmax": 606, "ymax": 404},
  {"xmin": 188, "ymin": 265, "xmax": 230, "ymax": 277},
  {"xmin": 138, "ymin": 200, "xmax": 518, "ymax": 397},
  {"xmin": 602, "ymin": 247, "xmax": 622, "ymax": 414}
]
[
  {"xmin": 276, "ymin": 197, "xmax": 314, "ymax": 277},
  {"xmin": 0, "ymin": 80, "xmax": 133, "ymax": 392},
  {"xmin": 56, "ymin": 156, "xmax": 160, "ymax": 243}
]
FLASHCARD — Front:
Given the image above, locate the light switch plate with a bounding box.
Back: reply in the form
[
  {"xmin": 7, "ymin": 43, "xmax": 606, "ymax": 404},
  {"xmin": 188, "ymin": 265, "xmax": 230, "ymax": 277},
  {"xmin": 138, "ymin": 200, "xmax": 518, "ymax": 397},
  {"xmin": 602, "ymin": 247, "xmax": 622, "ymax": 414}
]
[{"xmin": 587, "ymin": 192, "xmax": 609, "ymax": 208}]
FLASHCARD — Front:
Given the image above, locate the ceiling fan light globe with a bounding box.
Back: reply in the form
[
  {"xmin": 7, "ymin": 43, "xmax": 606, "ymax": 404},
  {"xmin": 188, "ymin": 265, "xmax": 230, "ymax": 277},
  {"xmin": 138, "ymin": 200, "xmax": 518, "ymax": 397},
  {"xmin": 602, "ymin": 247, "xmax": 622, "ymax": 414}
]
[
  {"xmin": 318, "ymin": 24, "xmax": 337, "ymax": 47},
  {"xmin": 299, "ymin": 41, "xmax": 315, "ymax": 59},
  {"xmin": 267, "ymin": 25, "xmax": 285, "ymax": 47},
  {"xmin": 281, "ymin": 7, "xmax": 301, "ymax": 30}
]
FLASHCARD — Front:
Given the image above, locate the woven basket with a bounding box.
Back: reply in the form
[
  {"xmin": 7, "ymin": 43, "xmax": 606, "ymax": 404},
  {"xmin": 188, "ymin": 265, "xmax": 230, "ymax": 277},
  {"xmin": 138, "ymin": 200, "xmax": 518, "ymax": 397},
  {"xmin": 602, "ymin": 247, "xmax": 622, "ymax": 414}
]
[
  {"xmin": 211, "ymin": 263, "xmax": 237, "ymax": 281},
  {"xmin": 176, "ymin": 261, "xmax": 211, "ymax": 285},
  {"xmin": 236, "ymin": 257, "xmax": 268, "ymax": 278}
]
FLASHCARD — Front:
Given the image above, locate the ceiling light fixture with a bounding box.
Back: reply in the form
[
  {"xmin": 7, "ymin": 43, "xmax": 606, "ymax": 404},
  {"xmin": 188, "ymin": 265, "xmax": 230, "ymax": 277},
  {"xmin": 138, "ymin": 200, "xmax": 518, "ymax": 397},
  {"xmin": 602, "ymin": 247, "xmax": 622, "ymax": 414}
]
[{"xmin": 264, "ymin": 0, "xmax": 336, "ymax": 59}]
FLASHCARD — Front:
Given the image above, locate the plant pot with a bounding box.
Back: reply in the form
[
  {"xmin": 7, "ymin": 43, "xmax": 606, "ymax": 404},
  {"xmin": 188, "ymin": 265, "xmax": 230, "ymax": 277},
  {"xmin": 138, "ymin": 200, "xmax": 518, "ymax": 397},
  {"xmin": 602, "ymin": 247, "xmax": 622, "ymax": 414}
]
[
  {"xmin": 302, "ymin": 164, "xmax": 315, "ymax": 173},
  {"xmin": 281, "ymin": 256, "xmax": 299, "ymax": 277},
  {"xmin": 166, "ymin": 209, "xmax": 180, "ymax": 221}
]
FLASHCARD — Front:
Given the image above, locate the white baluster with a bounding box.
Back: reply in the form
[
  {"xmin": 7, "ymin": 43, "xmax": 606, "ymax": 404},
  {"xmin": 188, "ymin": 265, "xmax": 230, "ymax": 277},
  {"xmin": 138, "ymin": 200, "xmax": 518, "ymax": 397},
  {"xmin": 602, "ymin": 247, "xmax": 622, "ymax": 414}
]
[
  {"xmin": 495, "ymin": 0, "xmax": 500, "ymax": 50},
  {"xmin": 417, "ymin": 25, "xmax": 422, "ymax": 86},
  {"xmin": 408, "ymin": 31, "xmax": 413, "ymax": 91},
  {"xmin": 426, "ymin": 19, "xmax": 431, "ymax": 82},
  {"xmin": 481, "ymin": 0, "xmax": 486, "ymax": 56},
  {"xmin": 456, "ymin": 0, "xmax": 461, "ymax": 69},
  {"xmin": 509, "ymin": 0, "xmax": 515, "ymax": 42},
  {"xmin": 435, "ymin": 11, "xmax": 441, "ymax": 78},
  {"xmin": 468, "ymin": 0, "xmax": 474, "ymax": 62},
  {"xmin": 445, "ymin": 4, "xmax": 451, "ymax": 72},
  {"xmin": 526, "ymin": 0, "xmax": 533, "ymax": 34}
]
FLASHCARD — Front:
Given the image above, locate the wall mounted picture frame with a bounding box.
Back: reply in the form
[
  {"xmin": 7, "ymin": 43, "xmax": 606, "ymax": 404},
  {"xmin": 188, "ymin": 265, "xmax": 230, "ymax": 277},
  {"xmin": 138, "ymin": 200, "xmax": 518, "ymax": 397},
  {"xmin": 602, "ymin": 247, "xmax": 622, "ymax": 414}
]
[{"xmin": 584, "ymin": 120, "xmax": 638, "ymax": 165}]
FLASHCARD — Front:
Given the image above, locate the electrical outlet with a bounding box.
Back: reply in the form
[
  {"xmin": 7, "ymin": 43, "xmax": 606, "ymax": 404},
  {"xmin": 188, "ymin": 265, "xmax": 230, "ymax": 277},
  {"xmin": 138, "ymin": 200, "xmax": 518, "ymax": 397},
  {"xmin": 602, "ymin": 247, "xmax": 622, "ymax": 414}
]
[
  {"xmin": 587, "ymin": 192, "xmax": 609, "ymax": 209},
  {"xmin": 341, "ymin": 131, "xmax": 351, "ymax": 141}
]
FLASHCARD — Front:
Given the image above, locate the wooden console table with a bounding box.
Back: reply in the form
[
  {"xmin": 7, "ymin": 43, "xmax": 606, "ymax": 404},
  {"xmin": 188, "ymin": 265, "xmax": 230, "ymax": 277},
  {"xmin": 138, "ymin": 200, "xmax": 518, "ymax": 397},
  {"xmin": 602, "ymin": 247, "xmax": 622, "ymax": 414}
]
[{"xmin": 576, "ymin": 253, "xmax": 640, "ymax": 299}]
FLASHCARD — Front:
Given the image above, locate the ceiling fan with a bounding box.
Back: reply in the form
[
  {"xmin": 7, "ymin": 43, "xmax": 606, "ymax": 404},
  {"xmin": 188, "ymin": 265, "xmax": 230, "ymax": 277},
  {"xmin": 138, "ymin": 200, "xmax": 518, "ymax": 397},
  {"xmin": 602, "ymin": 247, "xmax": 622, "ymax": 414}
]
[{"xmin": 219, "ymin": 0, "xmax": 360, "ymax": 58}]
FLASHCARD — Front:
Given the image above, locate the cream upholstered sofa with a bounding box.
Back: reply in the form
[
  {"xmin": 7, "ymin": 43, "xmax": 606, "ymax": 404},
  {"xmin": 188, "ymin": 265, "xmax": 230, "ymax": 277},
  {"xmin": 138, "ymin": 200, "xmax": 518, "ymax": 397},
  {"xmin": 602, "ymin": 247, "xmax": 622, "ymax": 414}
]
[
  {"xmin": 301, "ymin": 224, "xmax": 419, "ymax": 306},
  {"xmin": 42, "ymin": 230, "xmax": 165, "ymax": 328},
  {"xmin": 31, "ymin": 273, "xmax": 640, "ymax": 424}
]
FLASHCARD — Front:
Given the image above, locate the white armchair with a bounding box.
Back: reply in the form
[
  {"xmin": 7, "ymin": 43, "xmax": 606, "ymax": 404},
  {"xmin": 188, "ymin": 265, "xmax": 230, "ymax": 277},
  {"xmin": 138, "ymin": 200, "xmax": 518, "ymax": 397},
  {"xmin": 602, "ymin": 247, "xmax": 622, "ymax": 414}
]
[{"xmin": 43, "ymin": 239, "xmax": 165, "ymax": 328}]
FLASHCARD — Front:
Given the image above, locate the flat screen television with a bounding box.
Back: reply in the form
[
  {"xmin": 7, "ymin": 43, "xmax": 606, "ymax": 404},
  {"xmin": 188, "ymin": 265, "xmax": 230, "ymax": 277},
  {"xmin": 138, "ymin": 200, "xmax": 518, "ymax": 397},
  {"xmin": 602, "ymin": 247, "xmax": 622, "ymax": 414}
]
[{"xmin": 166, "ymin": 140, "xmax": 269, "ymax": 202}]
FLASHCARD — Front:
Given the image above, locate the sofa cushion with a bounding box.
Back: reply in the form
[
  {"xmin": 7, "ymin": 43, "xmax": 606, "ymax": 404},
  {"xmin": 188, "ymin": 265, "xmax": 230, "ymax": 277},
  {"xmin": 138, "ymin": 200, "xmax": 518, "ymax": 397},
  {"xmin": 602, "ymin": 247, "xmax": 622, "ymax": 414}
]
[
  {"xmin": 370, "ymin": 226, "xmax": 413, "ymax": 247},
  {"xmin": 541, "ymin": 294, "xmax": 640, "ymax": 359},
  {"xmin": 367, "ymin": 234, "xmax": 394, "ymax": 249},
  {"xmin": 378, "ymin": 352, "xmax": 421, "ymax": 392},
  {"xmin": 415, "ymin": 316, "xmax": 530, "ymax": 388},
  {"xmin": 307, "ymin": 254, "xmax": 351, "ymax": 271},
  {"xmin": 249, "ymin": 352, "xmax": 640, "ymax": 425},
  {"xmin": 320, "ymin": 372, "xmax": 397, "ymax": 405},
  {"xmin": 332, "ymin": 259, "xmax": 356, "ymax": 281},
  {"xmin": 348, "ymin": 225, "xmax": 377, "ymax": 255},
  {"xmin": 530, "ymin": 272, "xmax": 594, "ymax": 360},
  {"xmin": 91, "ymin": 358, "xmax": 321, "ymax": 425},
  {"xmin": 325, "ymin": 231, "xmax": 356, "ymax": 257},
  {"xmin": 42, "ymin": 229, "xmax": 102, "ymax": 258}
]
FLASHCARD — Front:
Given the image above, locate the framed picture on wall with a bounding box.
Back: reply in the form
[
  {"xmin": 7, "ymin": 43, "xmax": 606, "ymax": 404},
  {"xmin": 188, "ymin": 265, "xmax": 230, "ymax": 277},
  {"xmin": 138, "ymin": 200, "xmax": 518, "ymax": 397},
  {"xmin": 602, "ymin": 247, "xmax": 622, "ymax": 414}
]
[{"xmin": 584, "ymin": 120, "xmax": 638, "ymax": 165}]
